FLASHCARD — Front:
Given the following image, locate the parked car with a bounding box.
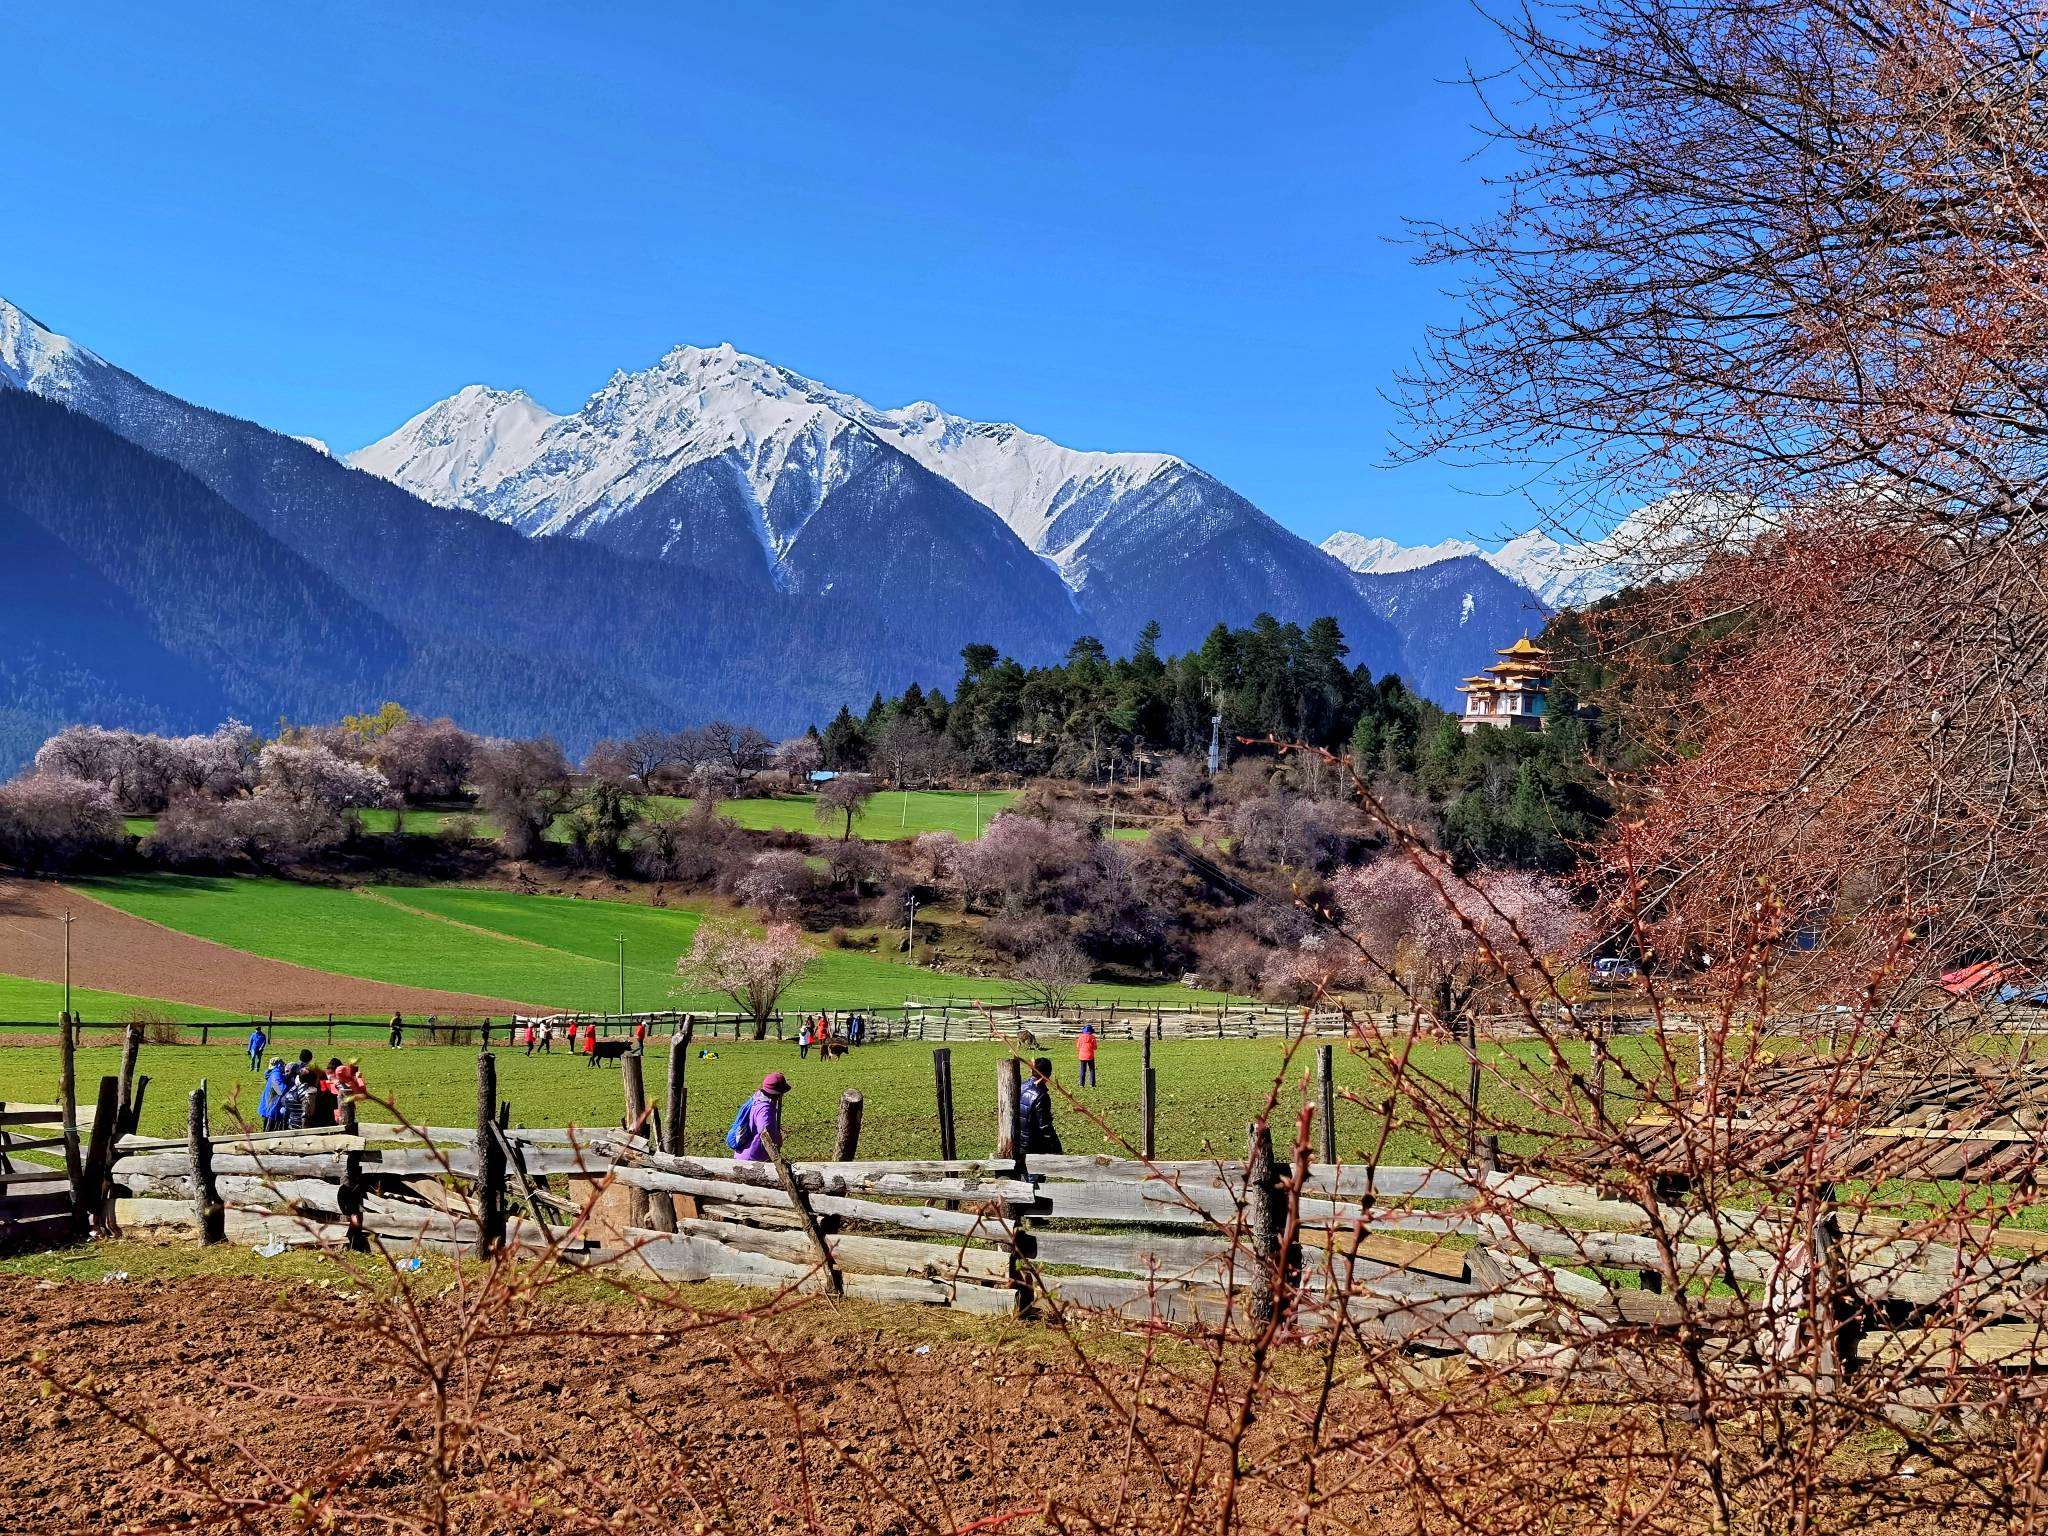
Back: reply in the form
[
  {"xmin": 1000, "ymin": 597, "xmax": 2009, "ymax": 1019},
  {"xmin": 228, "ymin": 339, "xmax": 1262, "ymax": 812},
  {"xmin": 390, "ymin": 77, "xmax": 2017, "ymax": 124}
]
[{"xmin": 1590, "ymin": 956, "xmax": 1639, "ymax": 986}]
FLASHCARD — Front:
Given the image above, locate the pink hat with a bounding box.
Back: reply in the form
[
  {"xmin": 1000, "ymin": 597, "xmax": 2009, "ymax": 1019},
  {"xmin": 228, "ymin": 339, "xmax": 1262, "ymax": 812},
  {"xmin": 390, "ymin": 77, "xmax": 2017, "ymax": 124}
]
[{"xmin": 761, "ymin": 1071, "xmax": 792, "ymax": 1095}]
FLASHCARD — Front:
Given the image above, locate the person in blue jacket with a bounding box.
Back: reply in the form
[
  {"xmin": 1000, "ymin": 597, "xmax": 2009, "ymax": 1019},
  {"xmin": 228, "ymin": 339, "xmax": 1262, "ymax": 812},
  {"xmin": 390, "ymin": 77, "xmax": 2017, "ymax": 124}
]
[
  {"xmin": 257, "ymin": 1058, "xmax": 289, "ymax": 1130},
  {"xmin": 247, "ymin": 1024, "xmax": 268, "ymax": 1072}
]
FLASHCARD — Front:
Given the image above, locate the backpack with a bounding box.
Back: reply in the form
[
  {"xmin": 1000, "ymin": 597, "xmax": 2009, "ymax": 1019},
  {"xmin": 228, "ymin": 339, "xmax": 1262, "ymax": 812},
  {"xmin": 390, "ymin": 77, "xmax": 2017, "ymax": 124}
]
[{"xmin": 724, "ymin": 1095, "xmax": 755, "ymax": 1152}]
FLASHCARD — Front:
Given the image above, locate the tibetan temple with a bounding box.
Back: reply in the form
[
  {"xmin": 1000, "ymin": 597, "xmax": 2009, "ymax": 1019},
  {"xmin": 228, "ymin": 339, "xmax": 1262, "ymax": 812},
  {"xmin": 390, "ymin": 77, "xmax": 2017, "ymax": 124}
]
[{"xmin": 1457, "ymin": 635, "xmax": 1555, "ymax": 733}]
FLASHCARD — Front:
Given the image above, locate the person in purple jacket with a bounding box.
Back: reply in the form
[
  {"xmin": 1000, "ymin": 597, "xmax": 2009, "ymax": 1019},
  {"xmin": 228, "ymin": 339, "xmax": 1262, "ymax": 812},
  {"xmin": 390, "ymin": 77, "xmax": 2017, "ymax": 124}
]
[{"xmin": 731, "ymin": 1072, "xmax": 792, "ymax": 1162}]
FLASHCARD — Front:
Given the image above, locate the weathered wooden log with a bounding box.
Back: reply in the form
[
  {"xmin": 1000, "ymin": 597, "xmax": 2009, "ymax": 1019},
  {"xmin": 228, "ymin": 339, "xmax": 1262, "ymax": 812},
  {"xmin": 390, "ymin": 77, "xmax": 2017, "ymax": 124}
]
[
  {"xmin": 614, "ymin": 1167, "xmax": 1015, "ymax": 1238},
  {"xmin": 61, "ymin": 1016, "xmax": 83, "ymax": 1236},
  {"xmin": 1317, "ymin": 1044, "xmax": 1337, "ymax": 1165},
  {"xmin": 934, "ymin": 1048, "xmax": 957, "ymax": 1161},
  {"xmin": 833, "ymin": 1091, "xmax": 864, "ymax": 1162},
  {"xmin": 474, "ymin": 1053, "xmax": 504, "ymax": 1258},
  {"xmin": 340, "ymin": 1149, "xmax": 368, "ymax": 1252},
  {"xmin": 658, "ymin": 1215, "xmax": 1010, "ymax": 1283},
  {"xmin": 1245, "ymin": 1120, "xmax": 1282, "ymax": 1326},
  {"xmin": 766, "ymin": 1138, "xmax": 840, "ymax": 1296},
  {"xmin": 621, "ymin": 1052, "xmax": 653, "ymax": 1229},
  {"xmin": 188, "ymin": 1082, "xmax": 224, "ymax": 1245},
  {"xmin": 996, "ymin": 1056, "xmax": 1021, "ymax": 1162},
  {"xmin": 116, "ymin": 1024, "xmax": 143, "ymax": 1136},
  {"xmin": 81, "ymin": 1076, "xmax": 120, "ymax": 1235}
]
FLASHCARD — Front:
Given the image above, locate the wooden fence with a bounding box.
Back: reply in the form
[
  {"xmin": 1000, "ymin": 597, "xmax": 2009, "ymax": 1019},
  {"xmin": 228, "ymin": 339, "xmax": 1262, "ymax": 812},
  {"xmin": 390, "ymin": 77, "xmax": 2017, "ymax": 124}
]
[{"xmin": 62, "ymin": 1055, "xmax": 2048, "ymax": 1384}]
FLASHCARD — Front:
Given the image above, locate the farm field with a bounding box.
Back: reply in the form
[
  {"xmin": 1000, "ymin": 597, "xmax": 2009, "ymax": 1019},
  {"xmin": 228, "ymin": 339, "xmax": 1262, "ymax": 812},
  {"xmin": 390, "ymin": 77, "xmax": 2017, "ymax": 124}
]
[
  {"xmin": 0, "ymin": 1034, "xmax": 1651, "ymax": 1163},
  {"xmin": 67, "ymin": 875, "xmax": 1239, "ymax": 1016},
  {"xmin": 0, "ymin": 974, "xmax": 231, "ymax": 1025},
  {"xmin": 124, "ymin": 789, "xmax": 1024, "ymax": 848}
]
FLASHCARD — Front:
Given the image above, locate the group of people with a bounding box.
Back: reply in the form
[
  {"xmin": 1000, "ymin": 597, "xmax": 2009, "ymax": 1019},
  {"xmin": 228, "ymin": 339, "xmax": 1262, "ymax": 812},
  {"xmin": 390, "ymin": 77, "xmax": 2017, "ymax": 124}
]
[
  {"xmin": 515, "ymin": 1018, "xmax": 654, "ymax": 1061},
  {"xmin": 256, "ymin": 1047, "xmax": 366, "ymax": 1131},
  {"xmin": 722, "ymin": 1050, "xmax": 1071, "ymax": 1165},
  {"xmin": 795, "ymin": 1011, "xmax": 872, "ymax": 1059}
]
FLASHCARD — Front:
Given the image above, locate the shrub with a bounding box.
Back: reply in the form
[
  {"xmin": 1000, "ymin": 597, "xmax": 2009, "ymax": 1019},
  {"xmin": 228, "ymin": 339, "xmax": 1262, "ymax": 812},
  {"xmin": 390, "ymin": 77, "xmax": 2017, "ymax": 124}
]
[{"xmin": 0, "ymin": 773, "xmax": 124, "ymax": 874}]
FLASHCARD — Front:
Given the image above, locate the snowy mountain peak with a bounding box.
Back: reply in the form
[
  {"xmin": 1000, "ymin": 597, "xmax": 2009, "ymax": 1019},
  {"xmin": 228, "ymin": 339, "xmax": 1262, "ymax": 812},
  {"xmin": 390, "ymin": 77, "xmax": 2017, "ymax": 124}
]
[
  {"xmin": 351, "ymin": 339, "xmax": 1194, "ymax": 581},
  {"xmin": 1322, "ymin": 524, "xmax": 1626, "ymax": 608},
  {"xmin": 346, "ymin": 384, "xmax": 559, "ymax": 505},
  {"xmin": 1322, "ymin": 531, "xmax": 1482, "ymax": 576},
  {"xmin": 0, "ymin": 296, "xmax": 105, "ymax": 396}
]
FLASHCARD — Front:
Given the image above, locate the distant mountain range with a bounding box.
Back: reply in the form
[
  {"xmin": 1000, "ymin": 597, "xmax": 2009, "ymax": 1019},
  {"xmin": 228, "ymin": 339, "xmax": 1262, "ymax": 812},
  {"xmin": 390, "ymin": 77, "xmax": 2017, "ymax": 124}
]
[
  {"xmin": 1320, "ymin": 528, "xmax": 1627, "ymax": 610},
  {"xmin": 0, "ymin": 295, "xmax": 1566, "ymax": 771}
]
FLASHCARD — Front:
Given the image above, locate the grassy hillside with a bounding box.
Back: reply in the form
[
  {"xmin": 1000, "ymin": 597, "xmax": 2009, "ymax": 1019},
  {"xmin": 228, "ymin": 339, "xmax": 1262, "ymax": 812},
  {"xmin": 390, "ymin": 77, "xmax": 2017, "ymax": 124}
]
[{"xmin": 70, "ymin": 875, "xmax": 1234, "ymax": 1014}]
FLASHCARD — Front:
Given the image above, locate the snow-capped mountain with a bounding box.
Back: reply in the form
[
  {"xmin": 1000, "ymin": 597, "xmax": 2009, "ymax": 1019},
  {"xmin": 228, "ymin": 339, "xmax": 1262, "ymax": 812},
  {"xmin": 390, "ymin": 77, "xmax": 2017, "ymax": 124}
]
[
  {"xmin": 1321, "ymin": 531, "xmax": 1484, "ymax": 577},
  {"xmin": 349, "ymin": 344, "xmax": 1080, "ymax": 615},
  {"xmin": 0, "ymin": 297, "xmax": 105, "ymax": 399},
  {"xmin": 0, "ymin": 294, "xmax": 1078, "ymax": 756},
  {"xmin": 353, "ymin": 343, "xmax": 1409, "ymax": 664},
  {"xmin": 347, "ymin": 384, "xmax": 553, "ymax": 502},
  {"xmin": 1322, "ymin": 526, "xmax": 1627, "ymax": 609}
]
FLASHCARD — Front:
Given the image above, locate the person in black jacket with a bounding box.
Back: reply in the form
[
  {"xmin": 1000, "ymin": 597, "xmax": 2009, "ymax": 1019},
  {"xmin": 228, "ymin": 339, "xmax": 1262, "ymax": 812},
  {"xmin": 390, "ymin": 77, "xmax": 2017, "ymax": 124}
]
[{"xmin": 1019, "ymin": 1057, "xmax": 1063, "ymax": 1155}]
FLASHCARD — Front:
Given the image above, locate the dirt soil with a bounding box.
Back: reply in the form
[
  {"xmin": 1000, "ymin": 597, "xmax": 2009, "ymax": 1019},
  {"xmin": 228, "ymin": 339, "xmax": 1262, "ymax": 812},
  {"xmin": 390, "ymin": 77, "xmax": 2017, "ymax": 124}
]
[
  {"xmin": 0, "ymin": 1267, "xmax": 1442, "ymax": 1536},
  {"xmin": 0, "ymin": 877, "xmax": 522, "ymax": 1018}
]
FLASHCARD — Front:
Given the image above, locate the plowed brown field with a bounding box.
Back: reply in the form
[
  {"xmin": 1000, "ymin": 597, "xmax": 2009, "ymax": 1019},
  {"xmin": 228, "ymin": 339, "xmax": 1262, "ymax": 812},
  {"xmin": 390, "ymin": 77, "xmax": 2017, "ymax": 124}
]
[{"xmin": 0, "ymin": 877, "xmax": 520, "ymax": 1017}]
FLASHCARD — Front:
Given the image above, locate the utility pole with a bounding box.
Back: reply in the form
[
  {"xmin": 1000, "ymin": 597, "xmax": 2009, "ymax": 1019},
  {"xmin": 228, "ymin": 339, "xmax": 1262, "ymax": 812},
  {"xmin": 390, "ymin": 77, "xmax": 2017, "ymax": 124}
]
[
  {"xmin": 1207, "ymin": 713, "xmax": 1222, "ymax": 776},
  {"xmin": 616, "ymin": 935, "xmax": 626, "ymax": 1016},
  {"xmin": 905, "ymin": 894, "xmax": 918, "ymax": 964}
]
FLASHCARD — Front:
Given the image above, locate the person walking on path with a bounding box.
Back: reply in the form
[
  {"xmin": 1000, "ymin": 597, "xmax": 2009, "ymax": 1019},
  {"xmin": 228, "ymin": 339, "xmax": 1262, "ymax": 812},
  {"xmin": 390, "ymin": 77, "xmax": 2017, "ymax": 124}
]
[
  {"xmin": 522, "ymin": 1022, "xmax": 536, "ymax": 1056},
  {"xmin": 1076, "ymin": 1024, "xmax": 1098, "ymax": 1087},
  {"xmin": 247, "ymin": 1024, "xmax": 268, "ymax": 1072},
  {"xmin": 1020, "ymin": 1057, "xmax": 1064, "ymax": 1154},
  {"xmin": 728, "ymin": 1072, "xmax": 791, "ymax": 1163},
  {"xmin": 389, "ymin": 1012, "xmax": 403, "ymax": 1048},
  {"xmin": 634, "ymin": 1018, "xmax": 648, "ymax": 1054}
]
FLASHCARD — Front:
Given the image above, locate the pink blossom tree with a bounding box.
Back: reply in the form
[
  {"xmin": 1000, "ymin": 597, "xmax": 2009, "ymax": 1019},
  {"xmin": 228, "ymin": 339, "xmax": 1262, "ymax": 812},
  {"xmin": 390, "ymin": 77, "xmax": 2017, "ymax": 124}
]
[
  {"xmin": 1330, "ymin": 859, "xmax": 1583, "ymax": 1031},
  {"xmin": 675, "ymin": 919, "xmax": 814, "ymax": 1039}
]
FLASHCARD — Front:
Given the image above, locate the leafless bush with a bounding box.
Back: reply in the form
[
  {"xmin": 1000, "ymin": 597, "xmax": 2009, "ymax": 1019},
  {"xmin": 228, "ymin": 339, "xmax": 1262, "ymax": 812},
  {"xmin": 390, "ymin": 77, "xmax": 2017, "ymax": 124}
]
[
  {"xmin": 735, "ymin": 848, "xmax": 815, "ymax": 916},
  {"xmin": 470, "ymin": 736, "xmax": 572, "ymax": 859},
  {"xmin": 144, "ymin": 792, "xmax": 347, "ymax": 867},
  {"xmin": 0, "ymin": 772, "xmax": 124, "ymax": 874}
]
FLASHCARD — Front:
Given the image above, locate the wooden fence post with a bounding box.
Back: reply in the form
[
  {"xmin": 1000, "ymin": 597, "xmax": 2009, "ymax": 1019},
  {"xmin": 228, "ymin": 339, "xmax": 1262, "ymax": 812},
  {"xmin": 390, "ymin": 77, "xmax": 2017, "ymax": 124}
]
[
  {"xmin": 1245, "ymin": 1119, "xmax": 1285, "ymax": 1327},
  {"xmin": 474, "ymin": 1052, "xmax": 505, "ymax": 1258},
  {"xmin": 116, "ymin": 1023, "xmax": 143, "ymax": 1134},
  {"xmin": 621, "ymin": 1051, "xmax": 654, "ymax": 1229},
  {"xmin": 188, "ymin": 1082, "xmax": 224, "ymax": 1245},
  {"xmin": 60, "ymin": 1014, "xmax": 82, "ymax": 1219},
  {"xmin": 1317, "ymin": 1044, "xmax": 1337, "ymax": 1165},
  {"xmin": 340, "ymin": 1148, "xmax": 368, "ymax": 1253},
  {"xmin": 933, "ymin": 1048, "xmax": 957, "ymax": 1160},
  {"xmin": 996, "ymin": 1056, "xmax": 1021, "ymax": 1162},
  {"xmin": 833, "ymin": 1090, "xmax": 864, "ymax": 1161},
  {"xmin": 766, "ymin": 1139, "xmax": 841, "ymax": 1296},
  {"xmin": 81, "ymin": 1076, "xmax": 119, "ymax": 1236},
  {"xmin": 1140, "ymin": 1029, "xmax": 1157, "ymax": 1161},
  {"xmin": 1464, "ymin": 1015, "xmax": 1483, "ymax": 1167}
]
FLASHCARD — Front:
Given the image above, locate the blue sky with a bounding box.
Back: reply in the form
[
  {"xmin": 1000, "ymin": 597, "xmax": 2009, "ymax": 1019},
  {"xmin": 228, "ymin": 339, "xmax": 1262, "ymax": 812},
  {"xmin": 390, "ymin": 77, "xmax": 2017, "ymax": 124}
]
[{"xmin": 6, "ymin": 3, "xmax": 1525, "ymax": 548}]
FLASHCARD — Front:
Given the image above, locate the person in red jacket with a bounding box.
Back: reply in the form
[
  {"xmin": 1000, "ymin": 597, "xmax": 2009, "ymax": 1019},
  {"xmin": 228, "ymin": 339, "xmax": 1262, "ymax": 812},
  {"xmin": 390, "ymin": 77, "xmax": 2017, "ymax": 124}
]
[
  {"xmin": 582, "ymin": 1023, "xmax": 599, "ymax": 1064},
  {"xmin": 1076, "ymin": 1023, "xmax": 1098, "ymax": 1087},
  {"xmin": 633, "ymin": 1018, "xmax": 648, "ymax": 1053}
]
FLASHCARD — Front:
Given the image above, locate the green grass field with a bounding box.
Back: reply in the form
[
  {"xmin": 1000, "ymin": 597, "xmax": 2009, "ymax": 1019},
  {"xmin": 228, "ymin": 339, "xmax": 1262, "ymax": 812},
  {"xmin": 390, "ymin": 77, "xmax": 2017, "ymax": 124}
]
[
  {"xmin": 126, "ymin": 790, "xmax": 1022, "ymax": 848},
  {"xmin": 68, "ymin": 875, "xmax": 1237, "ymax": 1014},
  {"xmin": 0, "ymin": 974, "xmax": 232, "ymax": 1025},
  {"xmin": 0, "ymin": 1035, "xmax": 1644, "ymax": 1163}
]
